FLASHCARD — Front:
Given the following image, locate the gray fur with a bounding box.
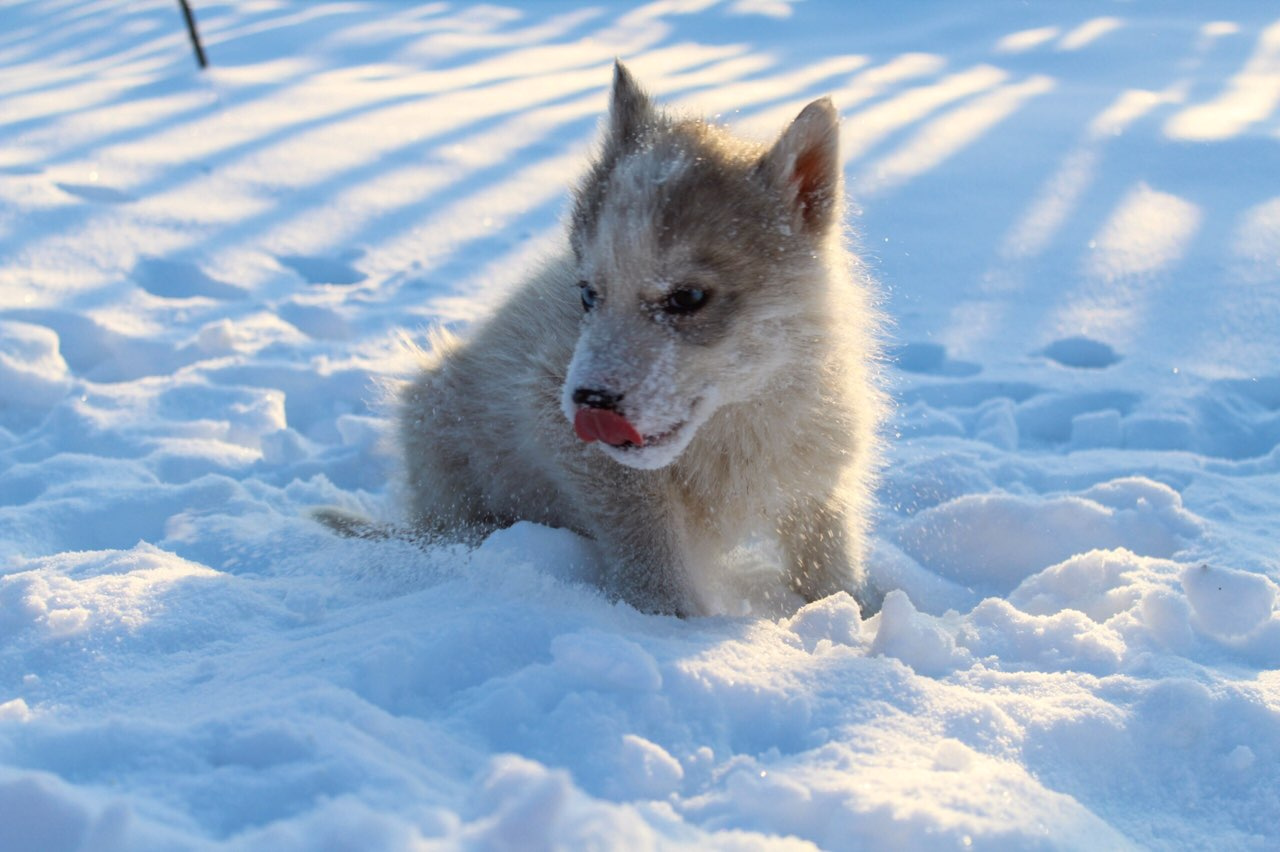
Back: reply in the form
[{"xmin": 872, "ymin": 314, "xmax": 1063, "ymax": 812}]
[{"xmin": 338, "ymin": 63, "xmax": 888, "ymax": 617}]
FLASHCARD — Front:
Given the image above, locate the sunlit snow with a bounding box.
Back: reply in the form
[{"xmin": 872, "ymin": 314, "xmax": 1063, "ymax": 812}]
[{"xmin": 2, "ymin": 1, "xmax": 1279, "ymax": 849}]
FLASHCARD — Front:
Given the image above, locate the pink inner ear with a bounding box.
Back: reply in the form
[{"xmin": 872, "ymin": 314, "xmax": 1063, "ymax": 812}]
[{"xmin": 793, "ymin": 146, "xmax": 831, "ymax": 228}]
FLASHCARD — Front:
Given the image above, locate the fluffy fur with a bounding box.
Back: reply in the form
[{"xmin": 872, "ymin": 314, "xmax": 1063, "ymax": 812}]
[{"xmin": 334, "ymin": 63, "xmax": 887, "ymax": 617}]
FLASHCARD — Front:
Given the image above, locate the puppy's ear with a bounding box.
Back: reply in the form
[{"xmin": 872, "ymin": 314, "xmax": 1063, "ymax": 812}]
[
  {"xmin": 760, "ymin": 97, "xmax": 842, "ymax": 234},
  {"xmin": 608, "ymin": 60, "xmax": 652, "ymax": 150}
]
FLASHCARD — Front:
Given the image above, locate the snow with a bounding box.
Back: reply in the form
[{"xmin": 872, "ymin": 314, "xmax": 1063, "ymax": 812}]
[{"xmin": 2, "ymin": 0, "xmax": 1279, "ymax": 848}]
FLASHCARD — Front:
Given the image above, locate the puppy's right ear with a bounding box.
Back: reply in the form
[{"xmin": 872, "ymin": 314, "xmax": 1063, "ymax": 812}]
[
  {"xmin": 759, "ymin": 97, "xmax": 842, "ymax": 236},
  {"xmin": 608, "ymin": 60, "xmax": 652, "ymax": 149}
]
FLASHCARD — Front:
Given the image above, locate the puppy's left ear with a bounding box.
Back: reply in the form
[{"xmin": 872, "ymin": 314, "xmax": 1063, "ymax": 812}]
[
  {"xmin": 760, "ymin": 97, "xmax": 841, "ymax": 235},
  {"xmin": 608, "ymin": 60, "xmax": 653, "ymax": 151}
]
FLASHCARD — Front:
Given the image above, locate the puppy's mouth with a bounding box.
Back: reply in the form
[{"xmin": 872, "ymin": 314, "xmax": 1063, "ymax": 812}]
[
  {"xmin": 574, "ymin": 408, "xmax": 645, "ymax": 447},
  {"xmin": 572, "ymin": 408, "xmax": 687, "ymax": 450}
]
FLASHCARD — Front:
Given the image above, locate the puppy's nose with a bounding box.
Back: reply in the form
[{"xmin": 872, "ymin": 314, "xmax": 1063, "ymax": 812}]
[{"xmin": 572, "ymin": 387, "xmax": 622, "ymax": 410}]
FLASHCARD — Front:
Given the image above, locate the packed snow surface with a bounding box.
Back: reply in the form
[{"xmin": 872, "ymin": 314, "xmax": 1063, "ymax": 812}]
[{"xmin": 3, "ymin": 1, "xmax": 1280, "ymax": 849}]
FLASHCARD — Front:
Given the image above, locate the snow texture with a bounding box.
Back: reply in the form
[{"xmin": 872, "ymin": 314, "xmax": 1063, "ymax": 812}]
[{"xmin": 2, "ymin": 1, "xmax": 1280, "ymax": 849}]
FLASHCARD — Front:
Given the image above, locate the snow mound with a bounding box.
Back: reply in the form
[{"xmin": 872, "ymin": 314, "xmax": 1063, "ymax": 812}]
[
  {"xmin": 0, "ymin": 321, "xmax": 73, "ymax": 429},
  {"xmin": 894, "ymin": 477, "xmax": 1201, "ymax": 593}
]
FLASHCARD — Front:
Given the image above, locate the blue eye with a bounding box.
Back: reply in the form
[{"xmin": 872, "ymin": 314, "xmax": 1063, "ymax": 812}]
[
  {"xmin": 664, "ymin": 287, "xmax": 710, "ymax": 314},
  {"xmin": 579, "ymin": 281, "xmax": 599, "ymax": 312}
]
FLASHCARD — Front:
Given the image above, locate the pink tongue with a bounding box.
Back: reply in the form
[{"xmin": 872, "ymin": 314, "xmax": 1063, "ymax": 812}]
[{"xmin": 574, "ymin": 409, "xmax": 645, "ymax": 447}]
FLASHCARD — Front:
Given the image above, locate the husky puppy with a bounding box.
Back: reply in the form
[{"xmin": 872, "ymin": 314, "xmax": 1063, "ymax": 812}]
[{"xmin": 330, "ymin": 63, "xmax": 886, "ymax": 617}]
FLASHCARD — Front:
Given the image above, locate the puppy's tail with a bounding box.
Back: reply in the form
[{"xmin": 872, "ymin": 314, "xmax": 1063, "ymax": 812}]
[{"xmin": 310, "ymin": 506, "xmax": 397, "ymax": 541}]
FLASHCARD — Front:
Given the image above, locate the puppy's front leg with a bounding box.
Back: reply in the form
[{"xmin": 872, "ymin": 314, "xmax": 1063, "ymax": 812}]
[
  {"xmin": 780, "ymin": 501, "xmax": 878, "ymax": 616},
  {"xmin": 581, "ymin": 476, "xmax": 698, "ymax": 617}
]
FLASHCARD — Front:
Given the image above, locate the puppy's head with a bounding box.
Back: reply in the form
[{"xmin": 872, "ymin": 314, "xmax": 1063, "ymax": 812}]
[{"xmin": 561, "ymin": 62, "xmax": 844, "ymax": 470}]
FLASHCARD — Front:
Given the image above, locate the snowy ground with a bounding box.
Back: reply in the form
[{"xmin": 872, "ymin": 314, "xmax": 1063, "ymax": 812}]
[{"xmin": 2, "ymin": 1, "xmax": 1279, "ymax": 848}]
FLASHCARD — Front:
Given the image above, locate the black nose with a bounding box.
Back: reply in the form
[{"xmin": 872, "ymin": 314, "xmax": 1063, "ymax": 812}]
[{"xmin": 572, "ymin": 387, "xmax": 622, "ymax": 410}]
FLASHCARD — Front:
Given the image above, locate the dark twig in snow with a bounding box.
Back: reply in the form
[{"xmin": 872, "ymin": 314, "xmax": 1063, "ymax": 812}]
[{"xmin": 177, "ymin": 0, "xmax": 208, "ymax": 69}]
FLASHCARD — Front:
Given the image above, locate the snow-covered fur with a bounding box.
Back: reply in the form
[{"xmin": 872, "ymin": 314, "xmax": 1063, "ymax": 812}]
[{"xmin": 364, "ymin": 63, "xmax": 885, "ymax": 616}]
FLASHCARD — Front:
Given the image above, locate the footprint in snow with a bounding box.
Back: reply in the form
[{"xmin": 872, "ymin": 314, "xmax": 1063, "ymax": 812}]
[
  {"xmin": 1042, "ymin": 336, "xmax": 1120, "ymax": 369},
  {"xmin": 279, "ymin": 251, "xmax": 366, "ymax": 286},
  {"xmin": 277, "ymin": 300, "xmax": 351, "ymax": 340},
  {"xmin": 54, "ymin": 181, "xmax": 134, "ymax": 204},
  {"xmin": 1212, "ymin": 375, "xmax": 1280, "ymax": 411},
  {"xmin": 890, "ymin": 342, "xmax": 981, "ymax": 377},
  {"xmin": 1, "ymin": 308, "xmax": 188, "ymax": 382},
  {"xmin": 134, "ymin": 257, "xmax": 248, "ymax": 300}
]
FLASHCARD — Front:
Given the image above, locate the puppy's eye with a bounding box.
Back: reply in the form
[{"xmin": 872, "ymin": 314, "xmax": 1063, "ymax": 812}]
[
  {"xmin": 663, "ymin": 287, "xmax": 710, "ymax": 315},
  {"xmin": 579, "ymin": 281, "xmax": 599, "ymax": 312}
]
